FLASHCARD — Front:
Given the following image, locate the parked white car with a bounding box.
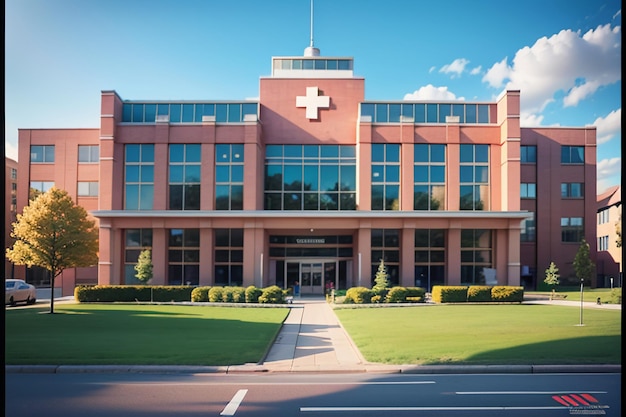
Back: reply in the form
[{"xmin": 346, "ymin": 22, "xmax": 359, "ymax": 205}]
[{"xmin": 5, "ymin": 279, "xmax": 37, "ymax": 306}]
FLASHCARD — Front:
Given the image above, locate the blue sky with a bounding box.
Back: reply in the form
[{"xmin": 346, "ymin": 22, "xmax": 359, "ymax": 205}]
[{"xmin": 5, "ymin": 0, "xmax": 621, "ymax": 193}]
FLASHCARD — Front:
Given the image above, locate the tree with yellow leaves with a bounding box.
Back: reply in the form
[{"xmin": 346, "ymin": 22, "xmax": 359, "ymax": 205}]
[{"xmin": 6, "ymin": 187, "xmax": 99, "ymax": 313}]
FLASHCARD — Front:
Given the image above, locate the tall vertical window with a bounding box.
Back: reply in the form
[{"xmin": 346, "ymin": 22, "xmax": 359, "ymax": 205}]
[
  {"xmin": 520, "ymin": 145, "xmax": 537, "ymax": 163},
  {"xmin": 561, "ymin": 217, "xmax": 584, "ymax": 242},
  {"xmin": 521, "ymin": 212, "xmax": 536, "ymax": 242},
  {"xmin": 214, "ymin": 229, "xmax": 244, "ymax": 286},
  {"xmin": 598, "ymin": 235, "xmax": 609, "ymax": 251},
  {"xmin": 521, "ymin": 183, "xmax": 536, "ymax": 198},
  {"xmin": 561, "ymin": 146, "xmax": 584, "ymax": 164},
  {"xmin": 11, "ymin": 168, "xmax": 17, "ymax": 180},
  {"xmin": 371, "ymin": 229, "xmax": 400, "ymax": 286},
  {"xmin": 461, "ymin": 229, "xmax": 492, "ymax": 285},
  {"xmin": 30, "ymin": 145, "xmax": 55, "ymax": 163},
  {"xmin": 78, "ymin": 145, "xmax": 99, "ymax": 163},
  {"xmin": 371, "ymin": 144, "xmax": 400, "ymax": 210},
  {"xmin": 414, "ymin": 229, "xmax": 445, "ymax": 291},
  {"xmin": 216, "ymin": 144, "xmax": 244, "ymax": 210},
  {"xmin": 414, "ymin": 144, "xmax": 446, "ymax": 210},
  {"xmin": 169, "ymin": 144, "xmax": 201, "ymax": 210},
  {"xmin": 459, "ymin": 144, "xmax": 489, "ymax": 210},
  {"xmin": 264, "ymin": 145, "xmax": 356, "ymax": 210},
  {"xmin": 125, "ymin": 144, "xmax": 154, "ymax": 210},
  {"xmin": 168, "ymin": 229, "xmax": 200, "ymax": 285},
  {"xmin": 124, "ymin": 229, "xmax": 153, "ymax": 284},
  {"xmin": 598, "ymin": 209, "xmax": 610, "ymax": 224}
]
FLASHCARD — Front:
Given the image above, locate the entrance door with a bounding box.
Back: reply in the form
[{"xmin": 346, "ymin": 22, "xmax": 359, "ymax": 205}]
[{"xmin": 300, "ymin": 262, "xmax": 323, "ymax": 295}]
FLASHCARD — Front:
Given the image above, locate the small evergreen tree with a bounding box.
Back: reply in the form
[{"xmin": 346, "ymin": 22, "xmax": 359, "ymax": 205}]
[
  {"xmin": 134, "ymin": 249, "xmax": 153, "ymax": 284},
  {"xmin": 544, "ymin": 261, "xmax": 560, "ymax": 290},
  {"xmin": 573, "ymin": 239, "xmax": 595, "ymax": 286},
  {"xmin": 372, "ymin": 259, "xmax": 391, "ymax": 298}
]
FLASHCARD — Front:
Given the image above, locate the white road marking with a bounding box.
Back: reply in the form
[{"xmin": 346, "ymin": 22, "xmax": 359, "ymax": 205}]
[
  {"xmin": 456, "ymin": 391, "xmax": 607, "ymax": 395},
  {"xmin": 301, "ymin": 405, "xmax": 610, "ymax": 412},
  {"xmin": 220, "ymin": 389, "xmax": 248, "ymax": 416}
]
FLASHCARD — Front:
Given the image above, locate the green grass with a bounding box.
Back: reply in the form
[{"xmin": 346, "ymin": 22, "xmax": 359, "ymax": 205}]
[
  {"xmin": 5, "ymin": 304, "xmax": 289, "ymax": 366},
  {"xmin": 335, "ymin": 304, "xmax": 621, "ymax": 365},
  {"xmin": 526, "ymin": 286, "xmax": 622, "ymax": 303}
]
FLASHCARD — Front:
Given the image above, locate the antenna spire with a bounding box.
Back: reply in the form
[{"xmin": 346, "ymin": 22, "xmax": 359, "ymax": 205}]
[{"xmin": 304, "ymin": 0, "xmax": 320, "ymax": 56}]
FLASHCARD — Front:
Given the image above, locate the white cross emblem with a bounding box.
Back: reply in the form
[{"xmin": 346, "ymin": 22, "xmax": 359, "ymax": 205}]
[{"xmin": 296, "ymin": 86, "xmax": 330, "ymax": 119}]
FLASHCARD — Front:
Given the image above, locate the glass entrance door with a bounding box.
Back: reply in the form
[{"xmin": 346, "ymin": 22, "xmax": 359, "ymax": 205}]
[{"xmin": 301, "ymin": 262, "xmax": 323, "ymax": 294}]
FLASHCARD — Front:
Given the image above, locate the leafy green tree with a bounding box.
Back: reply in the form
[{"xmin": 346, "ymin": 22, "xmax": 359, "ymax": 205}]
[
  {"xmin": 616, "ymin": 214, "xmax": 622, "ymax": 248},
  {"xmin": 6, "ymin": 187, "xmax": 99, "ymax": 313},
  {"xmin": 134, "ymin": 249, "xmax": 153, "ymax": 284},
  {"xmin": 543, "ymin": 261, "xmax": 560, "ymax": 291},
  {"xmin": 573, "ymin": 239, "xmax": 595, "ymax": 286},
  {"xmin": 372, "ymin": 259, "xmax": 391, "ymax": 299}
]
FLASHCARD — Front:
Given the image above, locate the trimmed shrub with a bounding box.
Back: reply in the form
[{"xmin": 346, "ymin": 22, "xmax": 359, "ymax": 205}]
[
  {"xmin": 74, "ymin": 285, "xmax": 194, "ymax": 303},
  {"xmin": 258, "ymin": 285, "xmax": 285, "ymax": 304},
  {"xmin": 191, "ymin": 286, "xmax": 211, "ymax": 302},
  {"xmin": 344, "ymin": 287, "xmax": 373, "ymax": 304},
  {"xmin": 231, "ymin": 286, "xmax": 245, "ymax": 303},
  {"xmin": 405, "ymin": 287, "xmax": 426, "ymax": 303},
  {"xmin": 431, "ymin": 285, "xmax": 468, "ymax": 303},
  {"xmin": 491, "ymin": 286, "xmax": 524, "ymax": 302},
  {"xmin": 245, "ymin": 285, "xmax": 262, "ymax": 303},
  {"xmin": 467, "ymin": 285, "xmax": 493, "ymax": 302},
  {"xmin": 385, "ymin": 286, "xmax": 408, "ymax": 303},
  {"xmin": 208, "ymin": 286, "xmax": 224, "ymax": 302}
]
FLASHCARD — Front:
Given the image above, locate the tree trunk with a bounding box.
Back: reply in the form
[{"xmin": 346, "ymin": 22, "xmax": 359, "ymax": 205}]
[{"xmin": 49, "ymin": 270, "xmax": 55, "ymax": 314}]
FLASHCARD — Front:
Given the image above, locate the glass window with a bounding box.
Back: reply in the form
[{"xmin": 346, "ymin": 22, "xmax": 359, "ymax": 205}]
[
  {"xmin": 125, "ymin": 144, "xmax": 154, "ymax": 210},
  {"xmin": 521, "ymin": 183, "xmax": 536, "ymax": 198},
  {"xmin": 78, "ymin": 145, "xmax": 99, "ymax": 163},
  {"xmin": 216, "ymin": 144, "xmax": 245, "ymax": 210},
  {"xmin": 561, "ymin": 146, "xmax": 585, "ymax": 164},
  {"xmin": 30, "ymin": 145, "xmax": 55, "ymax": 163},
  {"xmin": 521, "ymin": 145, "xmax": 537, "ymax": 163},
  {"xmin": 77, "ymin": 182, "xmax": 98, "ymax": 197}
]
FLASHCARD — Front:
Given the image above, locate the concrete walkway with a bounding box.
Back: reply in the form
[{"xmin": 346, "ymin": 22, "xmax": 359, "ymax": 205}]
[{"xmin": 263, "ymin": 298, "xmax": 368, "ymax": 372}]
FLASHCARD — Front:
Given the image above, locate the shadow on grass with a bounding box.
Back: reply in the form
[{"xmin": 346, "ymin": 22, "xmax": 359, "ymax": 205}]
[{"xmin": 5, "ymin": 304, "xmax": 288, "ymax": 366}]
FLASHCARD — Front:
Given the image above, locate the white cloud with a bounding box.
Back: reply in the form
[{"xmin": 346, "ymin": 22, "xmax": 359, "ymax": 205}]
[
  {"xmin": 483, "ymin": 24, "xmax": 621, "ymax": 116},
  {"xmin": 403, "ymin": 84, "xmax": 464, "ymax": 101},
  {"xmin": 5, "ymin": 140, "xmax": 18, "ymax": 161},
  {"xmin": 469, "ymin": 66, "xmax": 482, "ymax": 75},
  {"xmin": 593, "ymin": 108, "xmax": 621, "ymax": 144},
  {"xmin": 439, "ymin": 58, "xmax": 469, "ymax": 78},
  {"xmin": 597, "ymin": 157, "xmax": 621, "ymax": 191}
]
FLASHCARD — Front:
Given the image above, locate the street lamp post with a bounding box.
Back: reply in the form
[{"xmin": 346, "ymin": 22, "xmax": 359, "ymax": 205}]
[{"xmin": 579, "ymin": 279, "xmax": 584, "ymax": 326}]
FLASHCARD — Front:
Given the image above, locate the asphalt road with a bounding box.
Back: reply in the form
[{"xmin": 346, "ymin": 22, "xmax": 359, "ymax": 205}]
[{"xmin": 5, "ymin": 371, "xmax": 620, "ymax": 416}]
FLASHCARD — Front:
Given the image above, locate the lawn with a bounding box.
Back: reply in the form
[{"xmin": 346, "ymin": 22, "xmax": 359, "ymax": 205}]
[
  {"xmin": 526, "ymin": 286, "xmax": 622, "ymax": 304},
  {"xmin": 335, "ymin": 304, "xmax": 621, "ymax": 365},
  {"xmin": 5, "ymin": 304, "xmax": 289, "ymax": 366}
]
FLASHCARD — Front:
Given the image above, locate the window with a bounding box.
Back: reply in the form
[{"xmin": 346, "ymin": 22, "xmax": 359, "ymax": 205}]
[
  {"xmin": 264, "ymin": 145, "xmax": 356, "ymax": 210},
  {"xmin": 561, "ymin": 146, "xmax": 584, "ymax": 164},
  {"xmin": 414, "ymin": 144, "xmax": 446, "ymax": 210},
  {"xmin": 521, "ymin": 146, "xmax": 536, "ymax": 163},
  {"xmin": 124, "ymin": 229, "xmax": 152, "ymax": 284},
  {"xmin": 78, "ymin": 145, "xmax": 99, "ymax": 163},
  {"xmin": 29, "ymin": 181, "xmax": 54, "ymax": 200},
  {"xmin": 169, "ymin": 144, "xmax": 201, "ymax": 210},
  {"xmin": 371, "ymin": 144, "xmax": 400, "ymax": 210},
  {"xmin": 521, "ymin": 212, "xmax": 536, "ymax": 242},
  {"xmin": 168, "ymin": 229, "xmax": 200, "ymax": 285},
  {"xmin": 30, "ymin": 145, "xmax": 54, "ymax": 163},
  {"xmin": 561, "ymin": 217, "xmax": 584, "ymax": 242},
  {"xmin": 414, "ymin": 229, "xmax": 445, "ymax": 291},
  {"xmin": 598, "ymin": 209, "xmax": 610, "ymax": 224},
  {"xmin": 598, "ymin": 235, "xmax": 609, "ymax": 251},
  {"xmin": 371, "ymin": 229, "xmax": 400, "ymax": 286},
  {"xmin": 460, "ymin": 229, "xmax": 493, "ymax": 285},
  {"xmin": 125, "ymin": 144, "xmax": 154, "ymax": 210},
  {"xmin": 214, "ymin": 229, "xmax": 244, "ymax": 286},
  {"xmin": 561, "ymin": 183, "xmax": 584, "ymax": 198},
  {"xmin": 77, "ymin": 181, "xmax": 98, "ymax": 197},
  {"xmin": 11, "ymin": 168, "xmax": 17, "ymax": 180},
  {"xmin": 216, "ymin": 144, "xmax": 244, "ymax": 210},
  {"xmin": 521, "ymin": 183, "xmax": 536, "ymax": 198},
  {"xmin": 459, "ymin": 144, "xmax": 489, "ymax": 210}
]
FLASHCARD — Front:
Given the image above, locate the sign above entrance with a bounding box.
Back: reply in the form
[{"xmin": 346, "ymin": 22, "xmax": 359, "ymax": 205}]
[
  {"xmin": 295, "ymin": 86, "xmax": 330, "ymax": 120},
  {"xmin": 296, "ymin": 238, "xmax": 326, "ymax": 244}
]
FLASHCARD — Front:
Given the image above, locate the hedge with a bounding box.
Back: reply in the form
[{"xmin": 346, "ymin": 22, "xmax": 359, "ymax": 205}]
[
  {"xmin": 431, "ymin": 285, "xmax": 524, "ymax": 303},
  {"xmin": 74, "ymin": 285, "xmax": 194, "ymax": 303}
]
